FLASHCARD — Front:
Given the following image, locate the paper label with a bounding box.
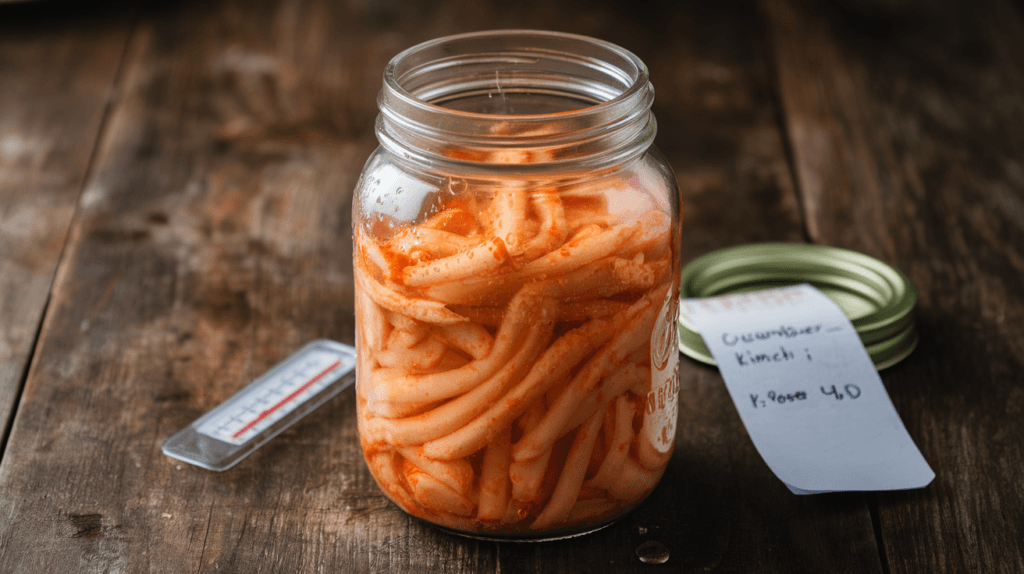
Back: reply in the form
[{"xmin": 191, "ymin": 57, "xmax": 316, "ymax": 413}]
[
  {"xmin": 646, "ymin": 293, "xmax": 681, "ymax": 453},
  {"xmin": 681, "ymin": 284, "xmax": 934, "ymax": 494}
]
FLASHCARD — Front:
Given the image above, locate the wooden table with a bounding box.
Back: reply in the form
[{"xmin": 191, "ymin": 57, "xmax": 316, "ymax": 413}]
[{"xmin": 2, "ymin": 0, "xmax": 1022, "ymax": 571}]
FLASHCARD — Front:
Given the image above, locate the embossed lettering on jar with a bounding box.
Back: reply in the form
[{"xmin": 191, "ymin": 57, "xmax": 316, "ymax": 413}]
[{"xmin": 352, "ymin": 30, "xmax": 682, "ymax": 540}]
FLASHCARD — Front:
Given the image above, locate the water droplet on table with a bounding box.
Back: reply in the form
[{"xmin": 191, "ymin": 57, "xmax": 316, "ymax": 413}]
[{"xmin": 636, "ymin": 540, "xmax": 669, "ymax": 564}]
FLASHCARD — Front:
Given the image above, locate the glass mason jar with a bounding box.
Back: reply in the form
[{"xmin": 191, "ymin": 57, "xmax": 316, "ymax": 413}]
[{"xmin": 353, "ymin": 30, "xmax": 681, "ymax": 540}]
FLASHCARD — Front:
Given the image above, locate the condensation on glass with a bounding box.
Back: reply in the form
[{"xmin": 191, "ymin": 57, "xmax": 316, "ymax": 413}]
[{"xmin": 352, "ymin": 30, "xmax": 681, "ymax": 540}]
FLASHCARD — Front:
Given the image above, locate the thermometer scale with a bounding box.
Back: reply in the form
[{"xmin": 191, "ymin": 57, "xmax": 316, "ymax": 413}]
[{"xmin": 163, "ymin": 340, "xmax": 357, "ymax": 471}]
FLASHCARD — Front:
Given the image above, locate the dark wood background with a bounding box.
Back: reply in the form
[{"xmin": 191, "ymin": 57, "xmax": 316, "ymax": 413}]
[{"xmin": 1, "ymin": 0, "xmax": 1022, "ymax": 571}]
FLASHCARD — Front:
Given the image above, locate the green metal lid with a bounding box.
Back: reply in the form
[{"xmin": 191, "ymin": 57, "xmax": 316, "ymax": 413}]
[{"xmin": 678, "ymin": 243, "xmax": 918, "ymax": 370}]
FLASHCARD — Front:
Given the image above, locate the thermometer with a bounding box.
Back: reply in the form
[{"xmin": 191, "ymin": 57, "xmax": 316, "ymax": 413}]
[{"xmin": 162, "ymin": 339, "xmax": 357, "ymax": 471}]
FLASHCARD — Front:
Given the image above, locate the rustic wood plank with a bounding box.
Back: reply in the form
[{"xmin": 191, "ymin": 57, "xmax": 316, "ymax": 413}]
[
  {"xmin": 0, "ymin": 3, "xmax": 132, "ymax": 453},
  {"xmin": 0, "ymin": 0, "xmax": 380, "ymax": 571},
  {"xmin": 1, "ymin": 0, "xmax": 492, "ymax": 570},
  {"xmin": 0, "ymin": 0, "xmax": 882, "ymax": 572},
  {"xmin": 764, "ymin": 0, "xmax": 1024, "ymax": 572}
]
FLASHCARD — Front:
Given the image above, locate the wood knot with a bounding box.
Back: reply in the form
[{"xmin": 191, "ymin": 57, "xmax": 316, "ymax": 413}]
[{"xmin": 66, "ymin": 513, "xmax": 103, "ymax": 538}]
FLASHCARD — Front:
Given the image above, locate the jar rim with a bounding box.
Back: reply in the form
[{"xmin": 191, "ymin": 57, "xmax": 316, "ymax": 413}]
[
  {"xmin": 375, "ymin": 30, "xmax": 657, "ymax": 172},
  {"xmin": 381, "ymin": 29, "xmax": 650, "ymax": 122}
]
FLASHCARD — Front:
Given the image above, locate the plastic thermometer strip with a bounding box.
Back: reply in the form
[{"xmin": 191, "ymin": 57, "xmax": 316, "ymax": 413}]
[{"xmin": 162, "ymin": 339, "xmax": 357, "ymax": 471}]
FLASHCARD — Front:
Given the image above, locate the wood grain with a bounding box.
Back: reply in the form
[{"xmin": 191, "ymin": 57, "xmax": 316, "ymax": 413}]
[
  {"xmin": 0, "ymin": 3, "xmax": 132, "ymax": 452},
  {"xmin": 764, "ymin": 0, "xmax": 1024, "ymax": 572},
  {"xmin": 0, "ymin": 0, "xmax": 952, "ymax": 572}
]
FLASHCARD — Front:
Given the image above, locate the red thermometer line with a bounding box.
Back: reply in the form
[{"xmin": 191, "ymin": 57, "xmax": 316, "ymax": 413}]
[{"xmin": 231, "ymin": 359, "xmax": 343, "ymax": 440}]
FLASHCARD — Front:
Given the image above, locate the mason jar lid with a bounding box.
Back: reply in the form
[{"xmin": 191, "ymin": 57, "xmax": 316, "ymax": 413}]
[{"xmin": 677, "ymin": 243, "xmax": 918, "ymax": 370}]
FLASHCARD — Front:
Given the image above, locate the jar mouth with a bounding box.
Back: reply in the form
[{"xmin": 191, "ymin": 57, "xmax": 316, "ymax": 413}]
[{"xmin": 376, "ymin": 30, "xmax": 656, "ymax": 172}]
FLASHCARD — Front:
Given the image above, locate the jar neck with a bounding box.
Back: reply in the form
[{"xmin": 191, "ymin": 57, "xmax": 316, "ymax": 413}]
[{"xmin": 376, "ymin": 30, "xmax": 656, "ymax": 175}]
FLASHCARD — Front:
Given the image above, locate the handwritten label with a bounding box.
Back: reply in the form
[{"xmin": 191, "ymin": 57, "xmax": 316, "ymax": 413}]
[{"xmin": 682, "ymin": 284, "xmax": 934, "ymax": 494}]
